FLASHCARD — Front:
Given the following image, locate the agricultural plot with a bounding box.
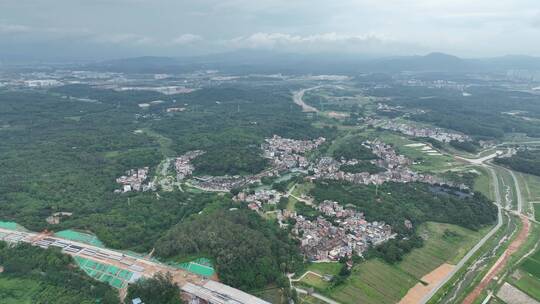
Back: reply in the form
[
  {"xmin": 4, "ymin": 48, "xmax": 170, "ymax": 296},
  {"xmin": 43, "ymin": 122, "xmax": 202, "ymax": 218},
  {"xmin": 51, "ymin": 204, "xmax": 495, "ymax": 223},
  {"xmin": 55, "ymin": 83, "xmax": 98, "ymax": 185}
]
[
  {"xmin": 511, "ymin": 273, "xmax": 540, "ymax": 301},
  {"xmin": 306, "ymin": 262, "xmax": 342, "ymax": 276},
  {"xmin": 299, "ymin": 273, "xmax": 330, "ymax": 290},
  {"xmin": 363, "ymin": 130, "xmax": 456, "ymax": 173},
  {"xmin": 504, "ymin": 221, "xmax": 540, "ymax": 302},
  {"xmin": 474, "ymin": 167, "xmax": 494, "ymax": 201},
  {"xmin": 399, "ymin": 222, "xmax": 489, "ymax": 277},
  {"xmin": 299, "ymin": 294, "xmax": 328, "ymax": 304},
  {"xmin": 296, "ymin": 262, "xmax": 342, "ymax": 291},
  {"xmin": 315, "ymin": 222, "xmax": 489, "ymax": 304},
  {"xmin": 329, "ymin": 259, "xmax": 417, "ymax": 304}
]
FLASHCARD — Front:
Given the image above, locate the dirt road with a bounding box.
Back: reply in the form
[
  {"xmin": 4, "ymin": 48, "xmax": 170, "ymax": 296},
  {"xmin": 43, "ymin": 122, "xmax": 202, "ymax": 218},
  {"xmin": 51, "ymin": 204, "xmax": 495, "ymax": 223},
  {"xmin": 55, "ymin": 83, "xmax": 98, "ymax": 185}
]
[
  {"xmin": 293, "ymin": 87, "xmax": 319, "ymax": 112},
  {"xmin": 462, "ymin": 215, "xmax": 531, "ymax": 304}
]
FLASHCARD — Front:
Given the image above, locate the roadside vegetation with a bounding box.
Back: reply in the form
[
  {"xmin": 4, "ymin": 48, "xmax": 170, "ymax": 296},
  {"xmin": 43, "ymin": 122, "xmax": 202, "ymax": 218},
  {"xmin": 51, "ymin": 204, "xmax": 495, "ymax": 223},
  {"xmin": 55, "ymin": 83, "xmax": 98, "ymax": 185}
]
[{"xmin": 0, "ymin": 242, "xmax": 118, "ymax": 304}]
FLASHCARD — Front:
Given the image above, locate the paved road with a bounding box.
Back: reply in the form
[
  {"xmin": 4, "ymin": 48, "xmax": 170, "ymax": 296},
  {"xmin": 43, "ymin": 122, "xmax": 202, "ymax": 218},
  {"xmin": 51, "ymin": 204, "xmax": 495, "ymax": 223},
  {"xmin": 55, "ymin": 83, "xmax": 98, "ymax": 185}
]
[
  {"xmin": 420, "ymin": 160, "xmax": 503, "ymax": 304},
  {"xmin": 427, "ymin": 148, "xmax": 533, "ymax": 304},
  {"xmin": 455, "ymin": 151, "xmax": 504, "ymax": 165}
]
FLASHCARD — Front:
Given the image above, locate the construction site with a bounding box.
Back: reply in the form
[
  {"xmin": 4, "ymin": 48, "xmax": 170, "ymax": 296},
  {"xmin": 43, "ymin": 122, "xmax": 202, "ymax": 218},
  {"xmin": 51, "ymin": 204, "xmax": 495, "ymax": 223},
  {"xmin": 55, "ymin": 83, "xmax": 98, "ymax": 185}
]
[{"xmin": 0, "ymin": 221, "xmax": 270, "ymax": 304}]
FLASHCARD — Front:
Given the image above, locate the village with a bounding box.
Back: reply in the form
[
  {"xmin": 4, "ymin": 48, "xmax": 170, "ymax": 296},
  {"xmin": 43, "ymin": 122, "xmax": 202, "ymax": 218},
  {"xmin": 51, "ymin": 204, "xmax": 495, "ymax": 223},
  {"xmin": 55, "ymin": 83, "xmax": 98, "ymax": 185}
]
[
  {"xmin": 261, "ymin": 135, "xmax": 326, "ymax": 170},
  {"xmin": 289, "ymin": 200, "xmax": 394, "ymax": 261},
  {"xmin": 366, "ymin": 117, "xmax": 471, "ymax": 143},
  {"xmin": 113, "ymin": 134, "xmax": 467, "ymax": 262},
  {"xmin": 311, "ymin": 139, "xmax": 464, "ymax": 188},
  {"xmin": 114, "ymin": 167, "xmax": 155, "ymax": 193}
]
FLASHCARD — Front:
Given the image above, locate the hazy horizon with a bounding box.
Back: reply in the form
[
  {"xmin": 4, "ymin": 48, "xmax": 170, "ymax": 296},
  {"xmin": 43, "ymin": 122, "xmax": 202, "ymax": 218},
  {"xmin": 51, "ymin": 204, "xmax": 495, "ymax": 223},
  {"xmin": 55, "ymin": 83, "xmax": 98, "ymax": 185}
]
[{"xmin": 1, "ymin": 0, "xmax": 540, "ymax": 61}]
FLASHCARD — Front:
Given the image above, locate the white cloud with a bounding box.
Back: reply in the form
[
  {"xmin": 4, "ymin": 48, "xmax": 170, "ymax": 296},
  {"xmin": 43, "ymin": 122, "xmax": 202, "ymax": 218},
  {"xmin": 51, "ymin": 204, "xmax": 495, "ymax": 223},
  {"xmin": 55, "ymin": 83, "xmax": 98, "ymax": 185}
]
[
  {"xmin": 225, "ymin": 32, "xmax": 422, "ymax": 55},
  {"xmin": 92, "ymin": 33, "xmax": 153, "ymax": 45},
  {"xmin": 172, "ymin": 34, "xmax": 203, "ymax": 45},
  {"xmin": 0, "ymin": 23, "xmax": 31, "ymax": 34}
]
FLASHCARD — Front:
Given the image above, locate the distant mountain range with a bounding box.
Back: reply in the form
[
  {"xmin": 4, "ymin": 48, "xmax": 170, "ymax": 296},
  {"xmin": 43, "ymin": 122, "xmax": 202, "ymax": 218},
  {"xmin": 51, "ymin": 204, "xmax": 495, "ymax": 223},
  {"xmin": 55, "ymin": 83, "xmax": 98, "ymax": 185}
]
[{"xmin": 86, "ymin": 51, "xmax": 540, "ymax": 74}]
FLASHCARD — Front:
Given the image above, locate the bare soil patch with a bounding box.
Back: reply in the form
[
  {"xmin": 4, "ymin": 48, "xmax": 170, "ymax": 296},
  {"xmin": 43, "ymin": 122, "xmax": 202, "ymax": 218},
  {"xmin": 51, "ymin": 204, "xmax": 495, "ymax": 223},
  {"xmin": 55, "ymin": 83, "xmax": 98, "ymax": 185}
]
[{"xmin": 398, "ymin": 263, "xmax": 455, "ymax": 304}]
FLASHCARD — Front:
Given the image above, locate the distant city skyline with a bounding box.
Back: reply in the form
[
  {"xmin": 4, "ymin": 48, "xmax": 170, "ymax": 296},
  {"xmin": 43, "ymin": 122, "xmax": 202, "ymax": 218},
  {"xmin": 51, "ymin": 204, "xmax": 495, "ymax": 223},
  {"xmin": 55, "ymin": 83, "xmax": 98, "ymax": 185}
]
[{"xmin": 1, "ymin": 0, "xmax": 540, "ymax": 61}]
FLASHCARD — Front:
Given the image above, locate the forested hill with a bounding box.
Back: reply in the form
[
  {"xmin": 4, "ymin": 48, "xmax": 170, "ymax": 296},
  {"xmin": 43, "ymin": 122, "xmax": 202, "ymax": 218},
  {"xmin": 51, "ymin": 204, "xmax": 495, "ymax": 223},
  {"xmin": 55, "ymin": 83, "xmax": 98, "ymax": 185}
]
[
  {"xmin": 0, "ymin": 242, "xmax": 118, "ymax": 303},
  {"xmin": 495, "ymin": 150, "xmax": 540, "ymax": 177},
  {"xmin": 310, "ymin": 181, "xmax": 497, "ymax": 234}
]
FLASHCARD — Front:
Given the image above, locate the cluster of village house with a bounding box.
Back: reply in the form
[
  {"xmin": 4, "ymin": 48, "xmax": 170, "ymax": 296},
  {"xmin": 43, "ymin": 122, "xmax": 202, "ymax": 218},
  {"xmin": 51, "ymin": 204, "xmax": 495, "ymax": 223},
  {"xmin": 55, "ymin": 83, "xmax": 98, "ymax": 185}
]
[
  {"xmin": 311, "ymin": 140, "xmax": 455, "ymax": 187},
  {"xmin": 235, "ymin": 189, "xmax": 283, "ymax": 211},
  {"xmin": 114, "ymin": 167, "xmax": 155, "ymax": 193},
  {"xmin": 174, "ymin": 150, "xmax": 205, "ymax": 181},
  {"xmin": 113, "ymin": 134, "xmax": 469, "ymax": 261},
  {"xmin": 187, "ymin": 135, "xmax": 326, "ymax": 192},
  {"xmin": 289, "ymin": 200, "xmax": 395, "ymax": 261},
  {"xmin": 231, "ymin": 186, "xmax": 396, "ymax": 261},
  {"xmin": 366, "ymin": 118, "xmax": 470, "ymax": 143},
  {"xmin": 262, "ymin": 135, "xmax": 326, "ymax": 170},
  {"xmin": 116, "ymin": 135, "xmax": 466, "ymax": 195}
]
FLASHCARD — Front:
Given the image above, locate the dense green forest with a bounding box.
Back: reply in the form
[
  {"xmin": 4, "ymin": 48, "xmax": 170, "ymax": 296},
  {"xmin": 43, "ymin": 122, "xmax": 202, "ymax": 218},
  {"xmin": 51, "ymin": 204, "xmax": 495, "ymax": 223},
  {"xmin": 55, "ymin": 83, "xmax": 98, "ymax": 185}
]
[
  {"xmin": 331, "ymin": 136, "xmax": 377, "ymax": 160},
  {"xmin": 310, "ymin": 181, "xmax": 496, "ymax": 233},
  {"xmin": 0, "ymin": 85, "xmax": 331, "ymax": 252},
  {"xmin": 155, "ymin": 209, "xmax": 303, "ymax": 291},
  {"xmin": 0, "ymin": 242, "xmax": 118, "ymax": 304},
  {"xmin": 449, "ymin": 140, "xmax": 480, "ymax": 153},
  {"xmin": 495, "ymin": 150, "xmax": 540, "ymax": 176},
  {"xmin": 126, "ymin": 273, "xmax": 183, "ymax": 304},
  {"xmin": 340, "ymin": 162, "xmax": 384, "ymax": 174},
  {"xmin": 0, "ymin": 84, "xmax": 334, "ymax": 294}
]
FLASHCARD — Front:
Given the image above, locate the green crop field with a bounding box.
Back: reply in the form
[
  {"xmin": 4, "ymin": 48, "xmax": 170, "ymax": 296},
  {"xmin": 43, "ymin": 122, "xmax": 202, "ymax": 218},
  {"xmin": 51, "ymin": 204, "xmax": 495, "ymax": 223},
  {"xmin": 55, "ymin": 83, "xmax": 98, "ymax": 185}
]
[
  {"xmin": 521, "ymin": 251, "xmax": 540, "ymax": 278},
  {"xmin": 365, "ymin": 130, "xmax": 456, "ymax": 173},
  {"xmin": 308, "ymin": 222, "xmax": 491, "ymax": 304},
  {"xmin": 474, "ymin": 167, "xmax": 494, "ymax": 201},
  {"xmin": 306, "ymin": 262, "xmax": 342, "ymax": 276},
  {"xmin": 300, "ymin": 273, "xmax": 330, "ymax": 290},
  {"xmin": 506, "ymin": 222, "xmax": 540, "ymax": 301},
  {"xmin": 534, "ymin": 203, "xmax": 540, "ymax": 222},
  {"xmin": 512, "ymin": 272, "xmax": 540, "ymax": 301},
  {"xmin": 328, "ymin": 259, "xmax": 417, "ymax": 304},
  {"xmin": 399, "ymin": 222, "xmax": 489, "ymax": 278}
]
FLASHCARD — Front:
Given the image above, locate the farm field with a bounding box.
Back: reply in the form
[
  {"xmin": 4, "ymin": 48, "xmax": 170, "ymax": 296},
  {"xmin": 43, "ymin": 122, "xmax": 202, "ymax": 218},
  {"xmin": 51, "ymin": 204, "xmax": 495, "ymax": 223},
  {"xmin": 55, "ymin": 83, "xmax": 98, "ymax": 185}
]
[
  {"xmin": 300, "ymin": 222, "xmax": 490, "ymax": 304},
  {"xmin": 398, "ymin": 222, "xmax": 489, "ymax": 276},
  {"xmin": 518, "ymin": 172, "xmax": 540, "ymax": 202},
  {"xmin": 306, "ymin": 262, "xmax": 342, "ymax": 276},
  {"xmin": 364, "ymin": 130, "xmax": 456, "ymax": 173},
  {"xmin": 514, "ymin": 249, "xmax": 540, "ymax": 300},
  {"xmin": 474, "ymin": 167, "xmax": 494, "ymax": 201},
  {"xmin": 328, "ymin": 259, "xmax": 417, "ymax": 304},
  {"xmin": 299, "ymin": 273, "xmax": 330, "ymax": 290}
]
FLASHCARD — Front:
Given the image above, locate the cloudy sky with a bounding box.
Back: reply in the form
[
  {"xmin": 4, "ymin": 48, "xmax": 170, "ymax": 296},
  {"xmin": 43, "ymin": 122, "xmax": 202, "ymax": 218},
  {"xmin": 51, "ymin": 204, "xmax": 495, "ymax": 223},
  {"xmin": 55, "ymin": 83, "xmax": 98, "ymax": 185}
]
[{"xmin": 1, "ymin": 0, "xmax": 540, "ymax": 60}]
